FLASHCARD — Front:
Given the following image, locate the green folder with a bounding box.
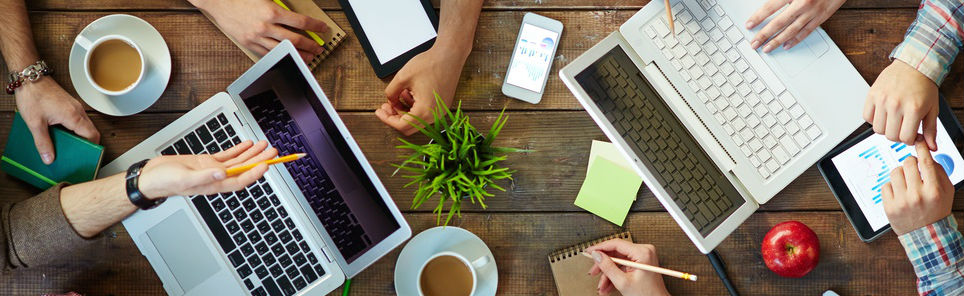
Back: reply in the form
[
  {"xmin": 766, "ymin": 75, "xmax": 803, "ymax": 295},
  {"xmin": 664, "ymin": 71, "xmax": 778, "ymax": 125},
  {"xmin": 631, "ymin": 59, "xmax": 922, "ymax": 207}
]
[{"xmin": 1, "ymin": 112, "xmax": 103, "ymax": 189}]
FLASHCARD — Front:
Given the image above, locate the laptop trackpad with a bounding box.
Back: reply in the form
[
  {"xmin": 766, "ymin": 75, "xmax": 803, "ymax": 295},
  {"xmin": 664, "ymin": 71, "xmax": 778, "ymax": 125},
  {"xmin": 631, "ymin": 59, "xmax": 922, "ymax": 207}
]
[
  {"xmin": 763, "ymin": 31, "xmax": 829, "ymax": 77},
  {"xmin": 147, "ymin": 210, "xmax": 221, "ymax": 292}
]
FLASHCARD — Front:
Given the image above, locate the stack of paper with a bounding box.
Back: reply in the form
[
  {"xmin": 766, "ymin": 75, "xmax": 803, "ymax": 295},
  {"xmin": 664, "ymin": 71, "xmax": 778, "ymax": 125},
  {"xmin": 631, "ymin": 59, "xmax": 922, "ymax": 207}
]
[{"xmin": 574, "ymin": 141, "xmax": 642, "ymax": 226}]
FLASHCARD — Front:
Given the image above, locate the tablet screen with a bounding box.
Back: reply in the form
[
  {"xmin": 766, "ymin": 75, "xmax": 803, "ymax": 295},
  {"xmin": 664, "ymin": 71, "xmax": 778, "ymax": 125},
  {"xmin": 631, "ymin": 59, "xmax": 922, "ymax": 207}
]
[
  {"xmin": 506, "ymin": 23, "xmax": 559, "ymax": 92},
  {"xmin": 831, "ymin": 120, "xmax": 964, "ymax": 231},
  {"xmin": 347, "ymin": 0, "xmax": 437, "ymax": 64}
]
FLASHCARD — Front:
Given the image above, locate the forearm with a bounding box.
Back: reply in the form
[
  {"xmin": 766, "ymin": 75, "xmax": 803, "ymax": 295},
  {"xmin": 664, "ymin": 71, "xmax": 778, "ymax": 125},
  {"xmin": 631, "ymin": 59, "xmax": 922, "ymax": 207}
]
[
  {"xmin": 0, "ymin": 0, "xmax": 40, "ymax": 70},
  {"xmin": 889, "ymin": 0, "xmax": 964, "ymax": 85},
  {"xmin": 60, "ymin": 173, "xmax": 138, "ymax": 238},
  {"xmin": 434, "ymin": 0, "xmax": 483, "ymax": 60},
  {"xmin": 898, "ymin": 215, "xmax": 964, "ymax": 295}
]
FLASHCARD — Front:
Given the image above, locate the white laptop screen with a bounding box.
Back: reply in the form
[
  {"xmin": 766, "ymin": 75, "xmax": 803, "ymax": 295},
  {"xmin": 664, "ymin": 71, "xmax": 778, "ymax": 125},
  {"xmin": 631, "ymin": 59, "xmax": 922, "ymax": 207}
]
[{"xmin": 238, "ymin": 56, "xmax": 400, "ymax": 263}]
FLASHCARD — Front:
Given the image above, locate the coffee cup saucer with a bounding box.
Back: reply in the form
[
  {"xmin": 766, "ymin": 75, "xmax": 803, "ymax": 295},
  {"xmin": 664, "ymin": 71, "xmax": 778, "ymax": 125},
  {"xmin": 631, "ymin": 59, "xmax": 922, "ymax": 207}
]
[
  {"xmin": 69, "ymin": 14, "xmax": 170, "ymax": 116},
  {"xmin": 395, "ymin": 226, "xmax": 498, "ymax": 295}
]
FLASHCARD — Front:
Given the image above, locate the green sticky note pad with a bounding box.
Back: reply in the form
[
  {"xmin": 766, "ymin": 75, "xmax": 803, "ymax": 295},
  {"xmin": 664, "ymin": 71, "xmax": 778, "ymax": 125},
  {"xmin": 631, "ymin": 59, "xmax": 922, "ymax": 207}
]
[{"xmin": 574, "ymin": 156, "xmax": 642, "ymax": 226}]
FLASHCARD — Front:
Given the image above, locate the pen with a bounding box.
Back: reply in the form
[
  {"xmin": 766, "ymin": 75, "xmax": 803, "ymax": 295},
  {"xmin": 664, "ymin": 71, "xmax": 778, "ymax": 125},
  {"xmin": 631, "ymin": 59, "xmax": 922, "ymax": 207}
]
[
  {"xmin": 707, "ymin": 250, "xmax": 739, "ymax": 296},
  {"xmin": 271, "ymin": 0, "xmax": 326, "ymax": 47},
  {"xmin": 225, "ymin": 153, "xmax": 306, "ymax": 176}
]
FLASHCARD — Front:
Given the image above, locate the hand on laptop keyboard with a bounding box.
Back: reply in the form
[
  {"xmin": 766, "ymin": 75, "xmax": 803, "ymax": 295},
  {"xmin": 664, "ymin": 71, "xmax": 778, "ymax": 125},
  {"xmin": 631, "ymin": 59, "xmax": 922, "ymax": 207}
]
[
  {"xmin": 863, "ymin": 60, "xmax": 940, "ymax": 150},
  {"xmin": 140, "ymin": 140, "xmax": 278, "ymax": 198},
  {"xmin": 746, "ymin": 0, "xmax": 845, "ymax": 52}
]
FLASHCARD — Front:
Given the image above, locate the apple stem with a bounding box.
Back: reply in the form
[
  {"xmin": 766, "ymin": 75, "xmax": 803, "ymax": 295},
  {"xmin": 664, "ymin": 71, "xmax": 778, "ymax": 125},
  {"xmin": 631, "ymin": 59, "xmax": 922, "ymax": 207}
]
[{"xmin": 785, "ymin": 244, "xmax": 796, "ymax": 255}]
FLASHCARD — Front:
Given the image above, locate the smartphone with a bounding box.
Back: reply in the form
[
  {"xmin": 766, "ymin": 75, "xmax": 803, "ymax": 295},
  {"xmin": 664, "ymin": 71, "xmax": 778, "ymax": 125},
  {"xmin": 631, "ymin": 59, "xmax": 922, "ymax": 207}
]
[{"xmin": 502, "ymin": 13, "xmax": 563, "ymax": 104}]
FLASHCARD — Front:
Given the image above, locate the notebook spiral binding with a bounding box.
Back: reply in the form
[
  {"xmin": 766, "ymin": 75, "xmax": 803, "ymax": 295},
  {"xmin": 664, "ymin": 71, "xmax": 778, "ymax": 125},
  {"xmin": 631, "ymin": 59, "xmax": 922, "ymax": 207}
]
[
  {"xmin": 308, "ymin": 33, "xmax": 346, "ymax": 70},
  {"xmin": 548, "ymin": 231, "xmax": 633, "ymax": 263}
]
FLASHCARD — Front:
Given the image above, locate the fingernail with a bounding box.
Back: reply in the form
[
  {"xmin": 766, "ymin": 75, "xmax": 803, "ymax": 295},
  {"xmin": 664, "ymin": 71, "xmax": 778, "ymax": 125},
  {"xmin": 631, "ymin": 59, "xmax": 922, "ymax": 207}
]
[
  {"xmin": 750, "ymin": 40, "xmax": 760, "ymax": 49},
  {"xmin": 213, "ymin": 170, "xmax": 226, "ymax": 180},
  {"xmin": 41, "ymin": 153, "xmax": 52, "ymax": 164},
  {"xmin": 591, "ymin": 251, "xmax": 602, "ymax": 262},
  {"xmin": 783, "ymin": 43, "xmax": 791, "ymax": 50},
  {"xmin": 763, "ymin": 44, "xmax": 774, "ymax": 53},
  {"xmin": 745, "ymin": 21, "xmax": 752, "ymax": 29}
]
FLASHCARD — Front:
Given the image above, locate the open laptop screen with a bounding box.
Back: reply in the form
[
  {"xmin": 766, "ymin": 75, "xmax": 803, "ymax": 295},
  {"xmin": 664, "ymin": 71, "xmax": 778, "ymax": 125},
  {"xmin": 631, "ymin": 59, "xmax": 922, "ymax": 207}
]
[{"xmin": 238, "ymin": 56, "xmax": 400, "ymax": 263}]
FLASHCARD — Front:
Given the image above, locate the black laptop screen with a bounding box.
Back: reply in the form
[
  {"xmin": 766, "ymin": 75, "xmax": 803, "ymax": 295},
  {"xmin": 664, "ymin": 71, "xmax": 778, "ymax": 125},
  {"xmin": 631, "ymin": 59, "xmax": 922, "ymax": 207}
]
[{"xmin": 239, "ymin": 56, "xmax": 399, "ymax": 263}]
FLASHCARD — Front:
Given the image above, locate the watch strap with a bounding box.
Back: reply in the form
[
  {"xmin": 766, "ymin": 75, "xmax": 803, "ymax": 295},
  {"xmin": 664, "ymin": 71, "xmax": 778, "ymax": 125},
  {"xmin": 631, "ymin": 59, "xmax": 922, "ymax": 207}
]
[{"xmin": 126, "ymin": 159, "xmax": 165, "ymax": 210}]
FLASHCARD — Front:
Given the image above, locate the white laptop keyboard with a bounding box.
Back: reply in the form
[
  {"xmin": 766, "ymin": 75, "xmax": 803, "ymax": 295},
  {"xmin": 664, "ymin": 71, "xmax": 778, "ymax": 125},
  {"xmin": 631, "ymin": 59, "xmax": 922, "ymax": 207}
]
[{"xmin": 642, "ymin": 0, "xmax": 822, "ymax": 180}]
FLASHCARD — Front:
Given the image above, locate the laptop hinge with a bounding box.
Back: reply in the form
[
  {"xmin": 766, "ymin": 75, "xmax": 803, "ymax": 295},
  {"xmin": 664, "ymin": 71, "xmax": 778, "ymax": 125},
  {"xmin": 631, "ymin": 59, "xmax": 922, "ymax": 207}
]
[{"xmin": 640, "ymin": 63, "xmax": 738, "ymax": 172}]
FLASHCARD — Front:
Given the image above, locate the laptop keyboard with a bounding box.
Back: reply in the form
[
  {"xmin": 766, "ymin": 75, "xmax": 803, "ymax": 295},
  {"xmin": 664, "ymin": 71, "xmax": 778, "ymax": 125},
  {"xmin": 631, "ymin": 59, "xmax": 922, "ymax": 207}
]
[
  {"xmin": 246, "ymin": 92, "xmax": 371, "ymax": 261},
  {"xmin": 575, "ymin": 48, "xmax": 744, "ymax": 234},
  {"xmin": 161, "ymin": 113, "xmax": 327, "ymax": 296},
  {"xmin": 643, "ymin": 0, "xmax": 822, "ymax": 179}
]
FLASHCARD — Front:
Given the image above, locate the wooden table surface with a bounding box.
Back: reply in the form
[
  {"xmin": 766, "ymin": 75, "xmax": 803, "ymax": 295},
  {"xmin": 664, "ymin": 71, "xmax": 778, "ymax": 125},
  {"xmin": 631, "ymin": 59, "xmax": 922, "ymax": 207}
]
[{"xmin": 2, "ymin": 0, "xmax": 963, "ymax": 295}]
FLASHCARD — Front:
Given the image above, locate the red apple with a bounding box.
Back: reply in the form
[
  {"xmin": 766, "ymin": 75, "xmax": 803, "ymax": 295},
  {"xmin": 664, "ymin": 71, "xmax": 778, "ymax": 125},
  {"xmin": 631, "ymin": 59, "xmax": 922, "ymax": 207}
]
[{"xmin": 761, "ymin": 221, "xmax": 820, "ymax": 278}]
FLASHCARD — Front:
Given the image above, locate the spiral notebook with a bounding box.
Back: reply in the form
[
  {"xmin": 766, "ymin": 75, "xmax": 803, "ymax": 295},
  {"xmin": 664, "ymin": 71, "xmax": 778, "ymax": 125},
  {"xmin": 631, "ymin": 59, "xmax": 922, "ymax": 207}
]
[
  {"xmin": 201, "ymin": 0, "xmax": 347, "ymax": 70},
  {"xmin": 548, "ymin": 231, "xmax": 633, "ymax": 296}
]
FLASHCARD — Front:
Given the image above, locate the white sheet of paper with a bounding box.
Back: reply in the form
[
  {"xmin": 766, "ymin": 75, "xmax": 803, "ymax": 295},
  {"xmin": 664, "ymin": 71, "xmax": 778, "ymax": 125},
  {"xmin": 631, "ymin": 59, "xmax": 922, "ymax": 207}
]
[{"xmin": 347, "ymin": 0, "xmax": 437, "ymax": 64}]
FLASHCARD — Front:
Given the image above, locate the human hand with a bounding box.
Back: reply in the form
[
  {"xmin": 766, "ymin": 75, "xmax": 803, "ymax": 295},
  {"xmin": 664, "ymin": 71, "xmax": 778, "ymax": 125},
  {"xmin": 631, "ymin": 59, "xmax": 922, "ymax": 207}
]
[
  {"xmin": 586, "ymin": 239, "xmax": 670, "ymax": 296},
  {"xmin": 863, "ymin": 60, "xmax": 940, "ymax": 150},
  {"xmin": 746, "ymin": 0, "xmax": 846, "ymax": 53},
  {"xmin": 191, "ymin": 0, "xmax": 328, "ymax": 62},
  {"xmin": 882, "ymin": 140, "xmax": 954, "ymax": 235},
  {"xmin": 15, "ymin": 77, "xmax": 100, "ymax": 164},
  {"xmin": 375, "ymin": 44, "xmax": 469, "ymax": 136},
  {"xmin": 138, "ymin": 140, "xmax": 278, "ymax": 199}
]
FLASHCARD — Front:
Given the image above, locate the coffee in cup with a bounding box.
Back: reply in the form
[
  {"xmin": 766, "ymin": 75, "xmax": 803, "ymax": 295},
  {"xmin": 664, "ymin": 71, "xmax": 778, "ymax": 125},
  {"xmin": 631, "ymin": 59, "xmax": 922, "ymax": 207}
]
[
  {"xmin": 76, "ymin": 34, "xmax": 145, "ymax": 96},
  {"xmin": 417, "ymin": 251, "xmax": 491, "ymax": 296}
]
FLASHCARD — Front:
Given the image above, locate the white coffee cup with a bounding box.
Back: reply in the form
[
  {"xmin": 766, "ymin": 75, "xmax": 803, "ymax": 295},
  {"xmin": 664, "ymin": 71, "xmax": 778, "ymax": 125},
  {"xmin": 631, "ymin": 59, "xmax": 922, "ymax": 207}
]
[
  {"xmin": 75, "ymin": 34, "xmax": 146, "ymax": 96},
  {"xmin": 417, "ymin": 251, "xmax": 491, "ymax": 296}
]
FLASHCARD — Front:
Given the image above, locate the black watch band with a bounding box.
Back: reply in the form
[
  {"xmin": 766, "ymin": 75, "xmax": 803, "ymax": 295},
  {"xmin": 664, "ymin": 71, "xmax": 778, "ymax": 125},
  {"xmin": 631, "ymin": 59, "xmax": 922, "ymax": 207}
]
[{"xmin": 126, "ymin": 159, "xmax": 165, "ymax": 210}]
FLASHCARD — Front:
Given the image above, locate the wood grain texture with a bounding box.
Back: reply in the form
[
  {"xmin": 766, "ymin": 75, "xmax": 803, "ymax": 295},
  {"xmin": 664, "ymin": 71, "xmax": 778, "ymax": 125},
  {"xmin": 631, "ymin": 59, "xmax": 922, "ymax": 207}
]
[
  {"xmin": 23, "ymin": 0, "xmax": 930, "ymax": 11},
  {"xmin": 2, "ymin": 9, "xmax": 962, "ymax": 113},
  {"xmin": 5, "ymin": 111, "xmax": 964, "ymax": 213},
  {"xmin": 0, "ymin": 212, "xmax": 942, "ymax": 295},
  {"xmin": 0, "ymin": 2, "xmax": 959, "ymax": 295}
]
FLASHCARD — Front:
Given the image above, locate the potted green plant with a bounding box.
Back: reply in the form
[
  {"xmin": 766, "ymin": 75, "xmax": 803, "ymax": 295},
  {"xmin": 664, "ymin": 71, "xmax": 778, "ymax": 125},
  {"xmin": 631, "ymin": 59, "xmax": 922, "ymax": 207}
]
[{"xmin": 393, "ymin": 92, "xmax": 524, "ymax": 225}]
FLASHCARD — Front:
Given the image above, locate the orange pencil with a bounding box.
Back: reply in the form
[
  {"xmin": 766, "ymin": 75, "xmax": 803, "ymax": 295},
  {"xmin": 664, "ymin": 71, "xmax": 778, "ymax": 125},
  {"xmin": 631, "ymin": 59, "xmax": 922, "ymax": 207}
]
[{"xmin": 226, "ymin": 153, "xmax": 306, "ymax": 176}]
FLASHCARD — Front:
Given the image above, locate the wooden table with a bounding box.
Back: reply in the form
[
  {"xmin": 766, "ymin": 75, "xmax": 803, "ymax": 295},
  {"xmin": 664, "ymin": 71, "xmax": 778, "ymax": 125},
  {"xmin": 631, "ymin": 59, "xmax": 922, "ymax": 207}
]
[{"xmin": 1, "ymin": 1, "xmax": 962, "ymax": 295}]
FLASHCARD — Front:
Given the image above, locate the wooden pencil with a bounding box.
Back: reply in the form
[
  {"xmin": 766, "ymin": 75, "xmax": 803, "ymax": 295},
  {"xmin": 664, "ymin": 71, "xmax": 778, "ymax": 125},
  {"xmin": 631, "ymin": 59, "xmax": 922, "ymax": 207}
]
[
  {"xmin": 225, "ymin": 153, "xmax": 306, "ymax": 176},
  {"xmin": 582, "ymin": 252, "xmax": 697, "ymax": 281},
  {"xmin": 665, "ymin": 0, "xmax": 675, "ymax": 36}
]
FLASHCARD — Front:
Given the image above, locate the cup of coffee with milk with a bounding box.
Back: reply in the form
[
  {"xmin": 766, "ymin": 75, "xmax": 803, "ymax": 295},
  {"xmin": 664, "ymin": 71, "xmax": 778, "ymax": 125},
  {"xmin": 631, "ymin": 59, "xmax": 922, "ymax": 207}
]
[
  {"xmin": 417, "ymin": 246, "xmax": 492, "ymax": 296},
  {"xmin": 76, "ymin": 34, "xmax": 145, "ymax": 96}
]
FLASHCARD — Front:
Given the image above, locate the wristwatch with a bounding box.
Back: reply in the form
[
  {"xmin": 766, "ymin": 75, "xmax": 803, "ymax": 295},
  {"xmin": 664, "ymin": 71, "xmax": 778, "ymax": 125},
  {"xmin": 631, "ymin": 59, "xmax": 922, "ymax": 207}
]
[{"xmin": 126, "ymin": 159, "xmax": 166, "ymax": 210}]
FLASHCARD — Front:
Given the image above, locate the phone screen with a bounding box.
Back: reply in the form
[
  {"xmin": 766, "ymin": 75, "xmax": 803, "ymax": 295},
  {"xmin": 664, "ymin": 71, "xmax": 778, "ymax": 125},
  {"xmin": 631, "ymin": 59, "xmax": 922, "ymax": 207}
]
[{"xmin": 505, "ymin": 23, "xmax": 559, "ymax": 92}]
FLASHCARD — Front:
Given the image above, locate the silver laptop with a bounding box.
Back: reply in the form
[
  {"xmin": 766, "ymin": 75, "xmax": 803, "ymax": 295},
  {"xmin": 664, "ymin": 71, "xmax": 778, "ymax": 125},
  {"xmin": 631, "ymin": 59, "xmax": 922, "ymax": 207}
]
[
  {"xmin": 101, "ymin": 40, "xmax": 412, "ymax": 295},
  {"xmin": 559, "ymin": 0, "xmax": 868, "ymax": 253}
]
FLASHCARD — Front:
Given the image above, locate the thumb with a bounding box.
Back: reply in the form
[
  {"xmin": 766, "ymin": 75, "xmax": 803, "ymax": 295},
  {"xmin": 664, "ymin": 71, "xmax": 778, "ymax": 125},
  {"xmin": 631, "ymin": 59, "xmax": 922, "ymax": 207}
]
[
  {"xmin": 27, "ymin": 121, "xmax": 55, "ymax": 164},
  {"xmin": 592, "ymin": 251, "xmax": 627, "ymax": 289},
  {"xmin": 922, "ymin": 111, "xmax": 938, "ymax": 151},
  {"xmin": 385, "ymin": 76, "xmax": 411, "ymax": 110},
  {"xmin": 184, "ymin": 167, "xmax": 228, "ymax": 188}
]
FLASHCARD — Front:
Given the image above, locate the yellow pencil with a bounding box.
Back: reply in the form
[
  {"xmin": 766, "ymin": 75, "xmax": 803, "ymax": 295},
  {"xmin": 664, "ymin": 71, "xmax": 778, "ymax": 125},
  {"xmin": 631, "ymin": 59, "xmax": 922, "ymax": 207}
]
[
  {"xmin": 226, "ymin": 153, "xmax": 306, "ymax": 176},
  {"xmin": 272, "ymin": 0, "xmax": 326, "ymax": 47},
  {"xmin": 582, "ymin": 252, "xmax": 697, "ymax": 281},
  {"xmin": 665, "ymin": 0, "xmax": 675, "ymax": 37}
]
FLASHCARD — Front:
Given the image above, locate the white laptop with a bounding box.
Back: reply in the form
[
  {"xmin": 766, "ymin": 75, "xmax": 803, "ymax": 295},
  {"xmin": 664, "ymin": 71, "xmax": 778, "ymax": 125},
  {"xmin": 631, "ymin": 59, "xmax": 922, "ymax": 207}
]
[
  {"xmin": 101, "ymin": 40, "xmax": 412, "ymax": 295},
  {"xmin": 559, "ymin": 0, "xmax": 868, "ymax": 253}
]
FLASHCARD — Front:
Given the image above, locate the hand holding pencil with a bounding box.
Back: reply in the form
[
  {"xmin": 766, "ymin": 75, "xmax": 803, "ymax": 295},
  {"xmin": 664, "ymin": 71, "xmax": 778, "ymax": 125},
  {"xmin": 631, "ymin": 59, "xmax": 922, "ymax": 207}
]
[{"xmin": 586, "ymin": 239, "xmax": 673, "ymax": 296}]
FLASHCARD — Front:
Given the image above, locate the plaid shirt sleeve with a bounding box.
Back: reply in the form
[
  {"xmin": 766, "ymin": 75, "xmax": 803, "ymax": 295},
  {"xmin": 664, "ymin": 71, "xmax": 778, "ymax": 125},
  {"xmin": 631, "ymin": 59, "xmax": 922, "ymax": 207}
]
[
  {"xmin": 889, "ymin": 0, "xmax": 964, "ymax": 85},
  {"xmin": 898, "ymin": 215, "xmax": 964, "ymax": 296}
]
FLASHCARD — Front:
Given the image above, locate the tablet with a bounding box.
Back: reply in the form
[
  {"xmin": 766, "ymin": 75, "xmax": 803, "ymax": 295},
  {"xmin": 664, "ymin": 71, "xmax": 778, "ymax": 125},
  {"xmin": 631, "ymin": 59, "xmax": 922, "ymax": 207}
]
[
  {"xmin": 338, "ymin": 0, "xmax": 439, "ymax": 78},
  {"xmin": 818, "ymin": 98, "xmax": 964, "ymax": 242}
]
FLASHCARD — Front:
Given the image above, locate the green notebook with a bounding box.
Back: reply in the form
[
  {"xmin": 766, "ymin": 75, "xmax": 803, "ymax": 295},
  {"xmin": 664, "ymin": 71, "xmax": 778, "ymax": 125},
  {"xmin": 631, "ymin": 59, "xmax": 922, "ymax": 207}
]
[{"xmin": 1, "ymin": 112, "xmax": 104, "ymax": 189}]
